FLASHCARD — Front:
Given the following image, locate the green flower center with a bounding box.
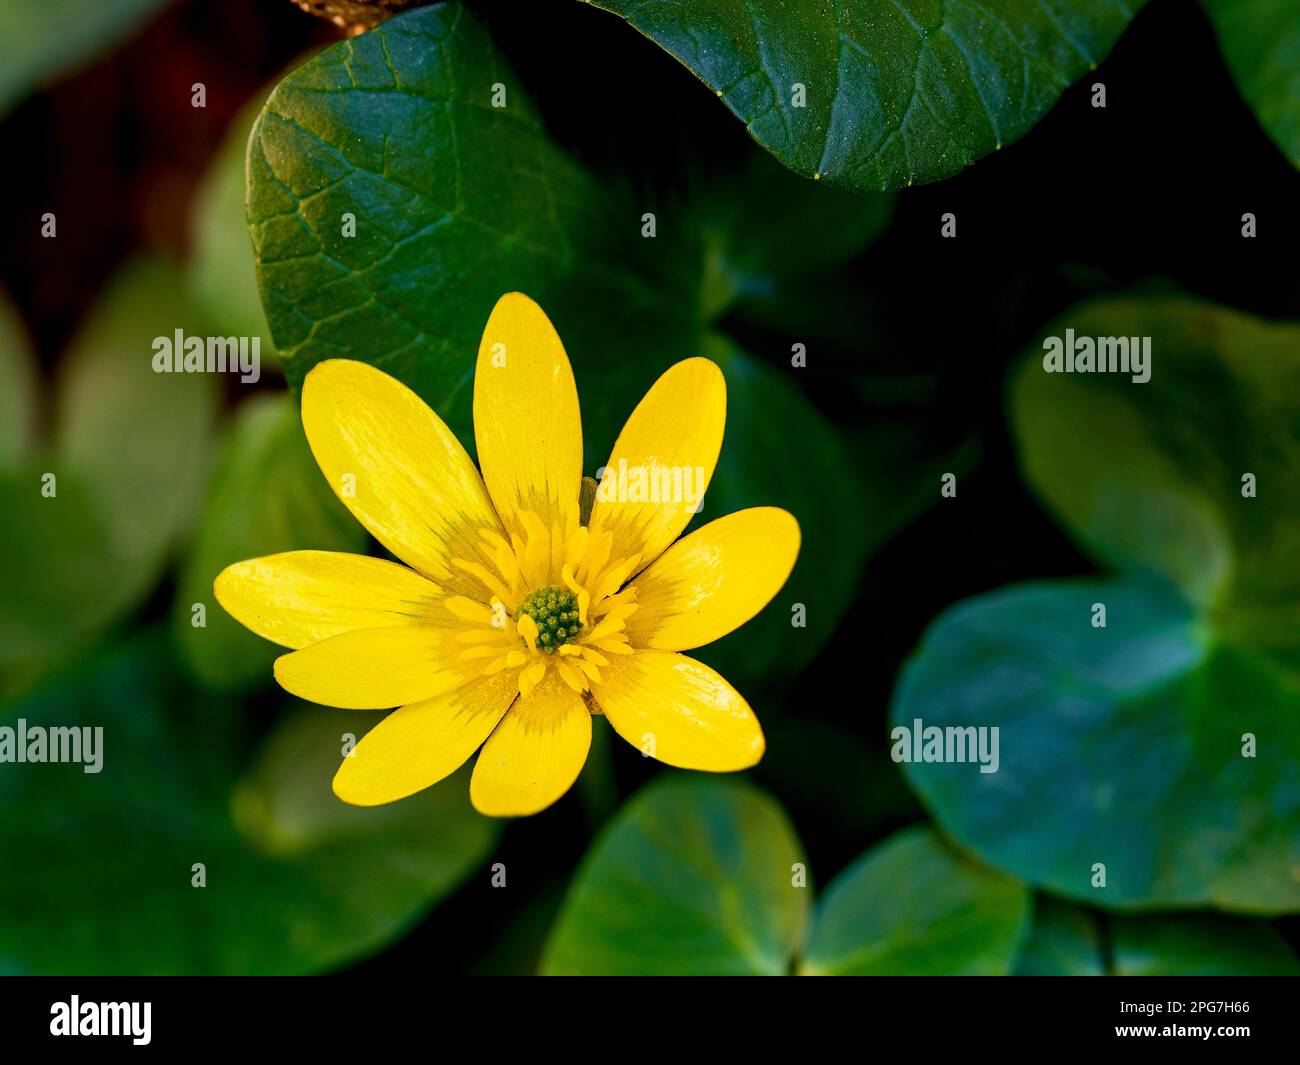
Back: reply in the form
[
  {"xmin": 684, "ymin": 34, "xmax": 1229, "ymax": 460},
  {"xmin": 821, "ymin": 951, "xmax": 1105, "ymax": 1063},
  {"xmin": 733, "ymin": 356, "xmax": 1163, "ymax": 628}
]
[{"xmin": 518, "ymin": 586, "xmax": 582, "ymax": 654}]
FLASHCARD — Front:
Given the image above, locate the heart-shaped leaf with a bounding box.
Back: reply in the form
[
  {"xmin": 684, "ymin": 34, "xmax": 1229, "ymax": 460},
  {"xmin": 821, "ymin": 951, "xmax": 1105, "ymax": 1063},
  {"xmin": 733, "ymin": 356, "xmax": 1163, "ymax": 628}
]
[
  {"xmin": 541, "ymin": 776, "xmax": 808, "ymax": 974},
  {"xmin": 1201, "ymin": 0, "xmax": 1300, "ymax": 168},
  {"xmin": 174, "ymin": 394, "xmax": 366, "ymax": 690},
  {"xmin": 0, "ymin": 631, "xmax": 498, "ymax": 974},
  {"xmin": 581, "ymin": 0, "xmax": 1147, "ymax": 190},
  {"xmin": 799, "ymin": 826, "xmax": 1030, "ymax": 975}
]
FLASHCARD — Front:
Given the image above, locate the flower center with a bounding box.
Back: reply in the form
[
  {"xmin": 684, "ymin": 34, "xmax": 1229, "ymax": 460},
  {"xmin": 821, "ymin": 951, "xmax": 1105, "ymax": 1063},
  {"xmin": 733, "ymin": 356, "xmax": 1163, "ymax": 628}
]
[{"xmin": 517, "ymin": 586, "xmax": 582, "ymax": 654}]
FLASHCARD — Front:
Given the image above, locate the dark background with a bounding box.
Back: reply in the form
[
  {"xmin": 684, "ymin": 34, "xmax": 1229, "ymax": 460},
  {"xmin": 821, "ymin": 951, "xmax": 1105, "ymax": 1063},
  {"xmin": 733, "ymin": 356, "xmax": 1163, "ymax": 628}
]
[{"xmin": 3, "ymin": 0, "xmax": 1295, "ymax": 972}]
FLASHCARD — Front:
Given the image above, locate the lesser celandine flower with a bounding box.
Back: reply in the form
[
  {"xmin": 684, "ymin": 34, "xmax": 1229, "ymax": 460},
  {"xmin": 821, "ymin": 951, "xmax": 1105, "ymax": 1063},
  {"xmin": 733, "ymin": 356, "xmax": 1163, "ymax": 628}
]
[{"xmin": 215, "ymin": 294, "xmax": 799, "ymax": 817}]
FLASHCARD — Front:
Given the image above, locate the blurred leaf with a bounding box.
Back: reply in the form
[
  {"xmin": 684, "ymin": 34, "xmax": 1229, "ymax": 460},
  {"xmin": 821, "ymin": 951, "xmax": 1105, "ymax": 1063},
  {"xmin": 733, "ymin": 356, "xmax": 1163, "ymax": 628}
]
[
  {"xmin": 690, "ymin": 337, "xmax": 865, "ymax": 689},
  {"xmin": 1111, "ymin": 913, "xmax": 1299, "ymax": 975},
  {"xmin": 758, "ymin": 717, "xmax": 922, "ymax": 841},
  {"xmin": 174, "ymin": 394, "xmax": 365, "ymax": 690},
  {"xmin": 541, "ymin": 776, "xmax": 807, "ymax": 975},
  {"xmin": 247, "ymin": 2, "xmax": 692, "ymax": 447},
  {"xmin": 0, "ymin": 632, "xmax": 498, "ymax": 974},
  {"xmin": 692, "ymin": 150, "xmax": 892, "ymax": 318},
  {"xmin": 56, "ymin": 258, "xmax": 218, "ymax": 582},
  {"xmin": 891, "ymin": 578, "xmax": 1300, "ymax": 912},
  {"xmin": 0, "ymin": 259, "xmax": 217, "ymax": 675},
  {"xmin": 581, "ymin": 0, "xmax": 1147, "ymax": 190},
  {"xmin": 0, "ymin": 289, "xmax": 38, "ymax": 465},
  {"xmin": 1014, "ymin": 897, "xmax": 1105, "ymax": 976},
  {"xmin": 1202, "ymin": 0, "xmax": 1300, "ymax": 168},
  {"xmin": 189, "ymin": 100, "xmax": 277, "ymax": 365},
  {"xmin": 799, "ymin": 826, "xmax": 1029, "ymax": 975},
  {"xmin": 1016, "ymin": 898, "xmax": 1300, "ymax": 975},
  {"xmin": 1011, "ymin": 298, "xmax": 1300, "ymax": 625},
  {"xmin": 0, "ymin": 0, "xmax": 170, "ymax": 117}
]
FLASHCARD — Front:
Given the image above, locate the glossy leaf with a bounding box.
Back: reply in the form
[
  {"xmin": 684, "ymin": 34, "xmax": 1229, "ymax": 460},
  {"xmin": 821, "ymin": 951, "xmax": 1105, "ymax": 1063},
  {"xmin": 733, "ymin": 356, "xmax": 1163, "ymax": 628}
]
[
  {"xmin": 541, "ymin": 776, "xmax": 808, "ymax": 974},
  {"xmin": 582, "ymin": 0, "xmax": 1147, "ymax": 190},
  {"xmin": 799, "ymin": 826, "xmax": 1030, "ymax": 975},
  {"xmin": 248, "ymin": 2, "xmax": 692, "ymax": 445},
  {"xmin": 0, "ymin": 633, "xmax": 498, "ymax": 974}
]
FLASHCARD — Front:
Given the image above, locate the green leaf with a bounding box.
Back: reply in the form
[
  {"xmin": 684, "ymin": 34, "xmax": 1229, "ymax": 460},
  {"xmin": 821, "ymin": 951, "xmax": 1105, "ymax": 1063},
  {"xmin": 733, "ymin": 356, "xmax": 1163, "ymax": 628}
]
[
  {"xmin": 692, "ymin": 150, "xmax": 893, "ymax": 319},
  {"xmin": 1110, "ymin": 913, "xmax": 1300, "ymax": 975},
  {"xmin": 0, "ymin": 632, "xmax": 498, "ymax": 974},
  {"xmin": 891, "ymin": 578, "xmax": 1300, "ymax": 912},
  {"xmin": 1016, "ymin": 898, "xmax": 1300, "ymax": 975},
  {"xmin": 1014, "ymin": 897, "xmax": 1105, "ymax": 975},
  {"xmin": 189, "ymin": 100, "xmax": 278, "ymax": 365},
  {"xmin": 691, "ymin": 337, "xmax": 867, "ymax": 689},
  {"xmin": 1011, "ymin": 297, "xmax": 1300, "ymax": 625},
  {"xmin": 0, "ymin": 289, "xmax": 38, "ymax": 466},
  {"xmin": 541, "ymin": 776, "xmax": 808, "ymax": 974},
  {"xmin": 1202, "ymin": 0, "xmax": 1300, "ymax": 168},
  {"xmin": 55, "ymin": 259, "xmax": 219, "ymax": 583},
  {"xmin": 0, "ymin": 0, "xmax": 169, "ymax": 117},
  {"xmin": 248, "ymin": 2, "xmax": 693, "ymax": 445},
  {"xmin": 799, "ymin": 826, "xmax": 1029, "ymax": 975},
  {"xmin": 174, "ymin": 394, "xmax": 366, "ymax": 690},
  {"xmin": 581, "ymin": 0, "xmax": 1147, "ymax": 190},
  {"xmin": 0, "ymin": 259, "xmax": 217, "ymax": 675}
]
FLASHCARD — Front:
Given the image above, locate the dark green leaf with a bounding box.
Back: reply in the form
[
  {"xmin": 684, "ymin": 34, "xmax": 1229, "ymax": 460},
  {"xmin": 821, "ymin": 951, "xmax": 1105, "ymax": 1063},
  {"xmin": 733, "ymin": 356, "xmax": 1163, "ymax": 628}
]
[
  {"xmin": 541, "ymin": 776, "xmax": 808, "ymax": 974},
  {"xmin": 248, "ymin": 2, "xmax": 692, "ymax": 445},
  {"xmin": 174, "ymin": 394, "xmax": 366, "ymax": 690},
  {"xmin": 1014, "ymin": 897, "xmax": 1105, "ymax": 975},
  {"xmin": 582, "ymin": 0, "xmax": 1147, "ymax": 190},
  {"xmin": 799, "ymin": 826, "xmax": 1029, "ymax": 975},
  {"xmin": 1202, "ymin": 0, "xmax": 1300, "ymax": 168},
  {"xmin": 0, "ymin": 632, "xmax": 498, "ymax": 974},
  {"xmin": 0, "ymin": 290, "xmax": 38, "ymax": 465},
  {"xmin": 691, "ymin": 337, "xmax": 867, "ymax": 689}
]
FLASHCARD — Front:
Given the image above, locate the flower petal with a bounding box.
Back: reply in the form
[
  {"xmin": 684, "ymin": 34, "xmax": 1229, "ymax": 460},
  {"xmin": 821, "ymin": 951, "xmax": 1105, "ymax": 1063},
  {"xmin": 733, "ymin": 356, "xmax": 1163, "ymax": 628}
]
[
  {"xmin": 214, "ymin": 550, "xmax": 443, "ymax": 649},
  {"xmin": 592, "ymin": 651, "xmax": 763, "ymax": 771},
  {"xmin": 333, "ymin": 670, "xmax": 518, "ymax": 805},
  {"xmin": 474, "ymin": 292, "xmax": 582, "ymax": 540},
  {"xmin": 470, "ymin": 670, "xmax": 591, "ymax": 816},
  {"xmin": 588, "ymin": 358, "xmax": 725, "ymax": 569},
  {"xmin": 273, "ymin": 626, "xmax": 462, "ymax": 709},
  {"xmin": 301, "ymin": 360, "xmax": 502, "ymax": 594},
  {"xmin": 625, "ymin": 508, "xmax": 800, "ymax": 651}
]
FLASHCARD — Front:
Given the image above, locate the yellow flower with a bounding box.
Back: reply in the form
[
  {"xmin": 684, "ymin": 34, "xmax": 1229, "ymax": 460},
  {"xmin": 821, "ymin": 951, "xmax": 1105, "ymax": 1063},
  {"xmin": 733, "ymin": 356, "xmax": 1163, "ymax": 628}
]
[{"xmin": 215, "ymin": 294, "xmax": 799, "ymax": 817}]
